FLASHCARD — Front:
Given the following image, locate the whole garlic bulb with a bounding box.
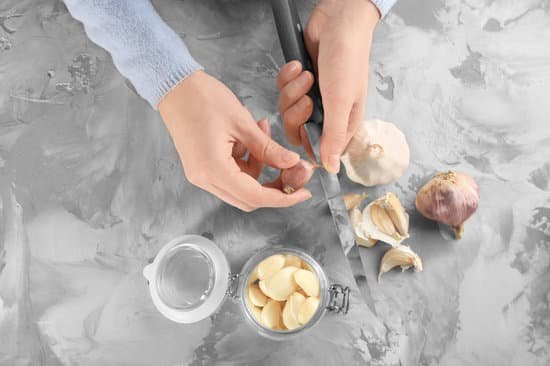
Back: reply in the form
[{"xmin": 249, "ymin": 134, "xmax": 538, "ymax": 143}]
[
  {"xmin": 415, "ymin": 171, "xmax": 479, "ymax": 239},
  {"xmin": 341, "ymin": 119, "xmax": 410, "ymax": 187}
]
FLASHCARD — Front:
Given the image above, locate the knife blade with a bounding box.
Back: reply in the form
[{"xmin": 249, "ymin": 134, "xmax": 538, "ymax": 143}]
[{"xmin": 270, "ymin": 0, "xmax": 356, "ymax": 256}]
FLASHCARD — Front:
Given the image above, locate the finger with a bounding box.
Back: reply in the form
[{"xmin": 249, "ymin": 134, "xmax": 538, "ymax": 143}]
[
  {"xmin": 304, "ymin": 19, "xmax": 321, "ymax": 71},
  {"xmin": 236, "ymin": 119, "xmax": 300, "ymax": 170},
  {"xmin": 241, "ymin": 119, "xmax": 271, "ymax": 178},
  {"xmin": 204, "ymin": 183, "xmax": 254, "ymax": 212},
  {"xmin": 277, "ymin": 61, "xmax": 302, "ymax": 90},
  {"xmin": 232, "ymin": 142, "xmax": 247, "ymax": 159},
  {"xmin": 279, "ymin": 71, "xmax": 314, "ymax": 112},
  {"xmin": 215, "ymin": 166, "xmax": 312, "ymax": 209},
  {"xmin": 282, "ymin": 95, "xmax": 313, "ymax": 146},
  {"xmin": 319, "ymin": 92, "xmax": 353, "ymax": 173}
]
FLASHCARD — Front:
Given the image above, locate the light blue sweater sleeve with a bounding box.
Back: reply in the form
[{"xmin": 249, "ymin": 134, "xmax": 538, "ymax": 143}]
[
  {"xmin": 63, "ymin": 0, "xmax": 203, "ymax": 109},
  {"xmin": 370, "ymin": 0, "xmax": 399, "ymax": 17}
]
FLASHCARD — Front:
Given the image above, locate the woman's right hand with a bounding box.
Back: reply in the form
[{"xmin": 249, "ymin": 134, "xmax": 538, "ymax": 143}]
[{"xmin": 159, "ymin": 71, "xmax": 312, "ymax": 212}]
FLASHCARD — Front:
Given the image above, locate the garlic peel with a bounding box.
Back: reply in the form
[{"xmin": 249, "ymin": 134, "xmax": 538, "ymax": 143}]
[
  {"xmin": 350, "ymin": 207, "xmax": 377, "ymax": 247},
  {"xmin": 343, "ymin": 192, "xmax": 368, "ymax": 210},
  {"xmin": 378, "ymin": 245, "xmax": 423, "ymax": 282},
  {"xmin": 360, "ymin": 193, "xmax": 409, "ymax": 247},
  {"xmin": 341, "ymin": 119, "xmax": 410, "ymax": 187}
]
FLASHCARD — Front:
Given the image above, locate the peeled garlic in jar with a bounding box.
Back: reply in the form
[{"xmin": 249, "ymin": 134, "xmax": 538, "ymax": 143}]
[
  {"xmin": 248, "ymin": 284, "xmax": 268, "ymax": 307},
  {"xmin": 293, "ymin": 269, "xmax": 320, "ymax": 297},
  {"xmin": 259, "ymin": 266, "xmax": 299, "ymax": 301},
  {"xmin": 415, "ymin": 171, "xmax": 479, "ymax": 239},
  {"xmin": 261, "ymin": 300, "xmax": 282, "ymax": 329},
  {"xmin": 256, "ymin": 254, "xmax": 285, "ymax": 280},
  {"xmin": 353, "ymin": 192, "xmax": 409, "ymax": 247},
  {"xmin": 378, "ymin": 245, "xmax": 423, "ymax": 282},
  {"xmin": 297, "ymin": 297, "xmax": 320, "ymax": 325},
  {"xmin": 341, "ymin": 119, "xmax": 410, "ymax": 187},
  {"xmin": 284, "ymin": 254, "xmax": 302, "ymax": 268},
  {"xmin": 282, "ymin": 293, "xmax": 305, "ymax": 330}
]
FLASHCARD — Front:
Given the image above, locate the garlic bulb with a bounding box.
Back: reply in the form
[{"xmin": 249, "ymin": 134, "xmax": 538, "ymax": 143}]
[
  {"xmin": 341, "ymin": 119, "xmax": 410, "ymax": 187},
  {"xmin": 415, "ymin": 171, "xmax": 479, "ymax": 239},
  {"xmin": 378, "ymin": 245, "xmax": 423, "ymax": 282},
  {"xmin": 360, "ymin": 192, "xmax": 409, "ymax": 247}
]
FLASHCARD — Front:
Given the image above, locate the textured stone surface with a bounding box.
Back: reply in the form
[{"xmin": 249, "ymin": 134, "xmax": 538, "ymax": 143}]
[{"xmin": 0, "ymin": 0, "xmax": 549, "ymax": 365}]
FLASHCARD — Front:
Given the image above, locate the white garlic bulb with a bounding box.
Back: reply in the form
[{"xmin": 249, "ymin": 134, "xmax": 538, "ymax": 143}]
[{"xmin": 341, "ymin": 119, "xmax": 410, "ymax": 187}]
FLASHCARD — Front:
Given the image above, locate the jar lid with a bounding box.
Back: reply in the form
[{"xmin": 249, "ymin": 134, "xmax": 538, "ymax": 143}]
[{"xmin": 143, "ymin": 235, "xmax": 230, "ymax": 323}]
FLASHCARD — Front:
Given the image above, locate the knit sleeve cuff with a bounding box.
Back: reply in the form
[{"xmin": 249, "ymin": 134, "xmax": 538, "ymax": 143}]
[{"xmin": 369, "ymin": 0, "xmax": 398, "ymax": 18}]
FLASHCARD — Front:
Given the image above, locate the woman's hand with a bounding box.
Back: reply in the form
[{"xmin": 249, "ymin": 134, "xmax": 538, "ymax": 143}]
[
  {"xmin": 159, "ymin": 71, "xmax": 312, "ymax": 211},
  {"xmin": 277, "ymin": 0, "xmax": 380, "ymax": 173}
]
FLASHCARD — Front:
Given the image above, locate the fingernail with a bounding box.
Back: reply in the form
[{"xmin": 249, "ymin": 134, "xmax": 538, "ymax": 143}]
[
  {"xmin": 324, "ymin": 154, "xmax": 341, "ymax": 174},
  {"xmin": 288, "ymin": 60, "xmax": 301, "ymax": 73},
  {"xmin": 283, "ymin": 150, "xmax": 299, "ymax": 163}
]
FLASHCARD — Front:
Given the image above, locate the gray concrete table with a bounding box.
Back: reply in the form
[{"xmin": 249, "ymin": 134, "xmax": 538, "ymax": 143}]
[{"xmin": 0, "ymin": 0, "xmax": 549, "ymax": 365}]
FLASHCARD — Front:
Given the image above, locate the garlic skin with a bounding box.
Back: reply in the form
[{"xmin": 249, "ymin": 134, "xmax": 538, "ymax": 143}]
[
  {"xmin": 415, "ymin": 171, "xmax": 479, "ymax": 239},
  {"xmin": 360, "ymin": 192, "xmax": 409, "ymax": 247},
  {"xmin": 350, "ymin": 207, "xmax": 377, "ymax": 247},
  {"xmin": 341, "ymin": 120, "xmax": 410, "ymax": 187},
  {"xmin": 343, "ymin": 192, "xmax": 368, "ymax": 210},
  {"xmin": 378, "ymin": 245, "xmax": 423, "ymax": 282}
]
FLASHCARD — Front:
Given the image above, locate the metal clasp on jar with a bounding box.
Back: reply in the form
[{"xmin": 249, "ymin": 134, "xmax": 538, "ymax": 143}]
[
  {"xmin": 226, "ymin": 273, "xmax": 240, "ymax": 298},
  {"xmin": 326, "ymin": 284, "xmax": 350, "ymax": 314}
]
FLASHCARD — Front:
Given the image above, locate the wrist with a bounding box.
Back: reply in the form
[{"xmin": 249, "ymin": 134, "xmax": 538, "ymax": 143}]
[{"xmin": 361, "ymin": 0, "xmax": 381, "ymax": 26}]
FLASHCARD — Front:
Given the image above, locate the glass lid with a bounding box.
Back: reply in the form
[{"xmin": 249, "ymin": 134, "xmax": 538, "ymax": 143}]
[{"xmin": 143, "ymin": 235, "xmax": 230, "ymax": 323}]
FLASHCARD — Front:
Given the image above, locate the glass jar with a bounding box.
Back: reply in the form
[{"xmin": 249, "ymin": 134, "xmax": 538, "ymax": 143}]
[{"xmin": 143, "ymin": 234, "xmax": 350, "ymax": 340}]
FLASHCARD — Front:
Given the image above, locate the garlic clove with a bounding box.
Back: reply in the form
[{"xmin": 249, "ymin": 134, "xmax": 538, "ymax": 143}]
[
  {"xmin": 261, "ymin": 299, "xmax": 282, "ymax": 329},
  {"xmin": 343, "ymin": 192, "xmax": 368, "ymax": 210},
  {"xmin": 281, "ymin": 160, "xmax": 315, "ymax": 194},
  {"xmin": 293, "ymin": 269, "xmax": 320, "ymax": 297},
  {"xmin": 258, "ymin": 266, "xmax": 300, "ymax": 301},
  {"xmin": 350, "ymin": 207, "xmax": 378, "ymax": 247},
  {"xmin": 341, "ymin": 119, "xmax": 410, "ymax": 187},
  {"xmin": 297, "ymin": 297, "xmax": 320, "ymax": 325},
  {"xmin": 378, "ymin": 245, "xmax": 423, "ymax": 282},
  {"xmin": 284, "ymin": 254, "xmax": 302, "ymax": 268},
  {"xmin": 286, "ymin": 291, "xmax": 306, "ymax": 321},
  {"xmin": 256, "ymin": 254, "xmax": 286, "ymax": 280},
  {"xmin": 415, "ymin": 171, "xmax": 479, "ymax": 239},
  {"xmin": 360, "ymin": 193, "xmax": 409, "ymax": 247},
  {"xmin": 248, "ymin": 284, "xmax": 268, "ymax": 307}
]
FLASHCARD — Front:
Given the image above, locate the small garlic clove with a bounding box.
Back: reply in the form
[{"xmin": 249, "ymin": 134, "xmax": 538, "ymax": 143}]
[
  {"xmin": 297, "ymin": 297, "xmax": 320, "ymax": 325},
  {"xmin": 259, "ymin": 266, "xmax": 300, "ymax": 301},
  {"xmin": 248, "ymin": 284, "xmax": 268, "ymax": 307},
  {"xmin": 282, "ymin": 294, "xmax": 304, "ymax": 330},
  {"xmin": 281, "ymin": 160, "xmax": 315, "ymax": 194},
  {"xmin": 415, "ymin": 171, "xmax": 479, "ymax": 239},
  {"xmin": 284, "ymin": 254, "xmax": 302, "ymax": 268},
  {"xmin": 256, "ymin": 254, "xmax": 286, "ymax": 280},
  {"xmin": 378, "ymin": 245, "xmax": 423, "ymax": 282},
  {"xmin": 370, "ymin": 203, "xmax": 398, "ymax": 237},
  {"xmin": 350, "ymin": 207, "xmax": 377, "ymax": 247},
  {"xmin": 287, "ymin": 291, "xmax": 306, "ymax": 321},
  {"xmin": 261, "ymin": 300, "xmax": 282, "ymax": 329},
  {"xmin": 293, "ymin": 269, "xmax": 320, "ymax": 297},
  {"xmin": 343, "ymin": 192, "xmax": 368, "ymax": 210},
  {"xmin": 380, "ymin": 192, "xmax": 409, "ymax": 237}
]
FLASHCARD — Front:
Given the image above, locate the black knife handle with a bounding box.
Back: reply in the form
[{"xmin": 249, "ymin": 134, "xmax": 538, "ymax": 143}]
[{"xmin": 270, "ymin": 0, "xmax": 324, "ymax": 125}]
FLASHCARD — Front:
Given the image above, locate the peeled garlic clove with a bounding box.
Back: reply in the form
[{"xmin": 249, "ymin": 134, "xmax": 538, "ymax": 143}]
[
  {"xmin": 341, "ymin": 119, "xmax": 410, "ymax": 187},
  {"xmin": 248, "ymin": 284, "xmax": 268, "ymax": 307},
  {"xmin": 287, "ymin": 291, "xmax": 306, "ymax": 321},
  {"xmin": 343, "ymin": 192, "xmax": 368, "ymax": 210},
  {"xmin": 297, "ymin": 297, "xmax": 320, "ymax": 325},
  {"xmin": 293, "ymin": 269, "xmax": 320, "ymax": 297},
  {"xmin": 256, "ymin": 254, "xmax": 286, "ymax": 280},
  {"xmin": 350, "ymin": 207, "xmax": 378, "ymax": 247},
  {"xmin": 259, "ymin": 266, "xmax": 300, "ymax": 301},
  {"xmin": 248, "ymin": 270, "xmax": 259, "ymax": 285},
  {"xmin": 361, "ymin": 193, "xmax": 409, "ymax": 247},
  {"xmin": 284, "ymin": 254, "xmax": 302, "ymax": 268},
  {"xmin": 378, "ymin": 245, "xmax": 423, "ymax": 282},
  {"xmin": 281, "ymin": 160, "xmax": 315, "ymax": 194},
  {"xmin": 261, "ymin": 300, "xmax": 282, "ymax": 329},
  {"xmin": 415, "ymin": 171, "xmax": 479, "ymax": 239},
  {"xmin": 282, "ymin": 296, "xmax": 303, "ymax": 330}
]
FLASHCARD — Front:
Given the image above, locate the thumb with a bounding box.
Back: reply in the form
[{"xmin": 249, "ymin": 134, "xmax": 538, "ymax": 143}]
[
  {"xmin": 237, "ymin": 118, "xmax": 300, "ymax": 169},
  {"xmin": 319, "ymin": 95, "xmax": 353, "ymax": 174}
]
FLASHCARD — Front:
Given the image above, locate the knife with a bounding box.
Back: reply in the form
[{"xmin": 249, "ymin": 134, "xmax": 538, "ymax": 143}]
[{"xmin": 270, "ymin": 0, "xmax": 356, "ymax": 256}]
